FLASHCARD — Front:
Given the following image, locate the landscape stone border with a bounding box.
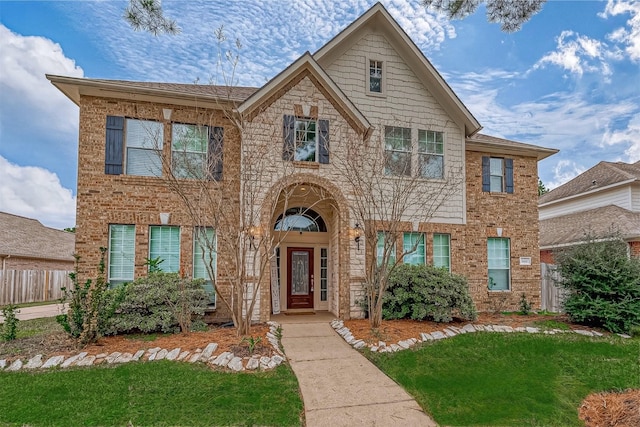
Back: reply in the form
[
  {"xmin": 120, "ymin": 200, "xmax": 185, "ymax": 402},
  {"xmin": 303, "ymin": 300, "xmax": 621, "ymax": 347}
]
[
  {"xmin": 331, "ymin": 319, "xmax": 631, "ymax": 353},
  {"xmin": 0, "ymin": 321, "xmax": 285, "ymax": 373}
]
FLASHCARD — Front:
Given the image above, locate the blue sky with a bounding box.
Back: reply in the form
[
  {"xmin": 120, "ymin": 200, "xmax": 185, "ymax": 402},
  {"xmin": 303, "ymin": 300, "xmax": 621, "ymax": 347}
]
[{"xmin": 1, "ymin": 0, "xmax": 639, "ymax": 229}]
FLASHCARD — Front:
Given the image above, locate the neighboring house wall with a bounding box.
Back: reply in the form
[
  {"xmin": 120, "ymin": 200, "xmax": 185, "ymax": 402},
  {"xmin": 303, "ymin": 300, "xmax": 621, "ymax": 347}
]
[
  {"xmin": 2, "ymin": 257, "xmax": 73, "ymax": 271},
  {"xmin": 75, "ymin": 96, "xmax": 240, "ymax": 322},
  {"xmin": 540, "ymin": 186, "xmax": 633, "ymax": 220}
]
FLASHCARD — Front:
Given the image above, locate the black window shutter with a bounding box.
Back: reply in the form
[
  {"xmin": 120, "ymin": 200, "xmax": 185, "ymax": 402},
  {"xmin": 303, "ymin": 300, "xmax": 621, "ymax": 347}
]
[
  {"xmin": 318, "ymin": 119, "xmax": 330, "ymax": 164},
  {"xmin": 105, "ymin": 116, "xmax": 124, "ymax": 175},
  {"xmin": 481, "ymin": 156, "xmax": 490, "ymax": 192},
  {"xmin": 505, "ymin": 158, "xmax": 514, "ymax": 193},
  {"xmin": 208, "ymin": 126, "xmax": 224, "ymax": 181},
  {"xmin": 283, "ymin": 115, "xmax": 295, "ymax": 161}
]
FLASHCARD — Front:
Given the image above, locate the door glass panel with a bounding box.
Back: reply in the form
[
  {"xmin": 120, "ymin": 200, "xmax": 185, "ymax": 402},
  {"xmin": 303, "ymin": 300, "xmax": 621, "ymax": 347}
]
[{"xmin": 291, "ymin": 251, "xmax": 309, "ymax": 295}]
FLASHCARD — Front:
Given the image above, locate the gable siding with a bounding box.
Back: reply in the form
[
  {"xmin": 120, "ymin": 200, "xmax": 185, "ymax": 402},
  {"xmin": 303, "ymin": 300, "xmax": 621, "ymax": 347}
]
[
  {"xmin": 631, "ymin": 184, "xmax": 640, "ymax": 212},
  {"xmin": 324, "ymin": 31, "xmax": 465, "ymax": 224},
  {"xmin": 539, "ymin": 186, "xmax": 633, "ymax": 220}
]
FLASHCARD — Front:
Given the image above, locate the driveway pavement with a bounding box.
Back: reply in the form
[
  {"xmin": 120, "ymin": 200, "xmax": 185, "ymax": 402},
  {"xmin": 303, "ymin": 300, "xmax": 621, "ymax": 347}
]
[
  {"xmin": 0, "ymin": 303, "xmax": 66, "ymax": 322},
  {"xmin": 279, "ymin": 314, "xmax": 437, "ymax": 426}
]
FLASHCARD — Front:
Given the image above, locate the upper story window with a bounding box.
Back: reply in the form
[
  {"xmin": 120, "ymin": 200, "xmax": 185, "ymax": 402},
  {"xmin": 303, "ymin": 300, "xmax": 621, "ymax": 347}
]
[
  {"xmin": 369, "ymin": 60, "xmax": 383, "ymax": 93},
  {"xmin": 418, "ymin": 130, "xmax": 444, "ymax": 179},
  {"xmin": 384, "ymin": 126, "xmax": 412, "ymax": 176},
  {"xmin": 125, "ymin": 119, "xmax": 164, "ymax": 177},
  {"xmin": 172, "ymin": 124, "xmax": 208, "ymax": 179},
  {"xmin": 104, "ymin": 116, "xmax": 223, "ymax": 180},
  {"xmin": 283, "ymin": 115, "xmax": 330, "ymax": 164},
  {"xmin": 482, "ymin": 156, "xmax": 514, "ymax": 193}
]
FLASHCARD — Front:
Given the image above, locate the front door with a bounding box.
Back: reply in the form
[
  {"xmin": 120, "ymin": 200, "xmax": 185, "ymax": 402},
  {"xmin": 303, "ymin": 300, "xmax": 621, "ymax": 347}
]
[{"xmin": 287, "ymin": 247, "xmax": 314, "ymax": 309}]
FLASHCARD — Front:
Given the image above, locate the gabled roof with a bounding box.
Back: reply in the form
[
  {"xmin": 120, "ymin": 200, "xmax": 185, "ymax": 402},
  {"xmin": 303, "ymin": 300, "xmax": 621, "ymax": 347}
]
[
  {"xmin": 313, "ymin": 2, "xmax": 481, "ymax": 137},
  {"xmin": 47, "ymin": 74, "xmax": 258, "ymax": 109},
  {"xmin": 540, "ymin": 204, "xmax": 640, "ymax": 249},
  {"xmin": 466, "ymin": 133, "xmax": 558, "ymax": 161},
  {"xmin": 237, "ymin": 52, "xmax": 371, "ymax": 135},
  {"xmin": 0, "ymin": 212, "xmax": 75, "ymax": 262},
  {"xmin": 539, "ymin": 160, "xmax": 640, "ymax": 205}
]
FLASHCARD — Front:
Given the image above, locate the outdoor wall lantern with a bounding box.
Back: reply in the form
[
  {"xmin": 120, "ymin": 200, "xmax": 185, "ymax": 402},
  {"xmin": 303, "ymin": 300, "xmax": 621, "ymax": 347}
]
[
  {"xmin": 353, "ymin": 223, "xmax": 363, "ymax": 250},
  {"xmin": 248, "ymin": 226, "xmax": 261, "ymax": 250}
]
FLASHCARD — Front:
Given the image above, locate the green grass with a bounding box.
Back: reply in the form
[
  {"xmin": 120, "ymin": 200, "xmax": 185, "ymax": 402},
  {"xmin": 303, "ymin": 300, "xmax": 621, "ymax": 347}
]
[
  {"xmin": 368, "ymin": 333, "xmax": 640, "ymax": 426},
  {"xmin": 12, "ymin": 316, "xmax": 61, "ymax": 339},
  {"xmin": 534, "ymin": 319, "xmax": 571, "ymax": 330},
  {"xmin": 0, "ymin": 361, "xmax": 303, "ymax": 426}
]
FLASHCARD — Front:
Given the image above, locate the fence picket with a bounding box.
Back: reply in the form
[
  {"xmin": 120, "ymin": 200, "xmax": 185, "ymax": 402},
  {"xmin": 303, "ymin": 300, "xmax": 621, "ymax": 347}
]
[{"xmin": 0, "ymin": 270, "xmax": 71, "ymax": 305}]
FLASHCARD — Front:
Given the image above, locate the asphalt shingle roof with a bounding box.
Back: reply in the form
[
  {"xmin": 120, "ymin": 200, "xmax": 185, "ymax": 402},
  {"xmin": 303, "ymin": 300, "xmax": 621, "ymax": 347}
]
[
  {"xmin": 539, "ymin": 204, "xmax": 640, "ymax": 248},
  {"xmin": 539, "ymin": 160, "xmax": 640, "ymax": 204},
  {"xmin": 0, "ymin": 212, "xmax": 75, "ymax": 261}
]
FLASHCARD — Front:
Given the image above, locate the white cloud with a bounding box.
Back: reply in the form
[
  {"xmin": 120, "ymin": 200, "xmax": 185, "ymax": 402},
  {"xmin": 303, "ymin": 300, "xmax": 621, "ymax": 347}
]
[
  {"xmin": 0, "ymin": 24, "xmax": 82, "ymax": 135},
  {"xmin": 547, "ymin": 160, "xmax": 586, "ymax": 190},
  {"xmin": 533, "ymin": 30, "xmax": 612, "ymax": 78},
  {"xmin": 0, "ymin": 156, "xmax": 76, "ymax": 230},
  {"xmin": 601, "ymin": 0, "xmax": 640, "ymax": 61},
  {"xmin": 601, "ymin": 113, "xmax": 640, "ymax": 161}
]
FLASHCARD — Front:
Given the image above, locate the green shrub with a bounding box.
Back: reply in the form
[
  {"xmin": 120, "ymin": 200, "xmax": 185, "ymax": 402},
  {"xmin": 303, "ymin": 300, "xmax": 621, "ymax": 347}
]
[
  {"xmin": 555, "ymin": 236, "xmax": 640, "ymax": 334},
  {"xmin": 383, "ymin": 264, "xmax": 477, "ymax": 322},
  {"xmin": 1, "ymin": 304, "xmax": 20, "ymax": 341},
  {"xmin": 105, "ymin": 272, "xmax": 208, "ymax": 335}
]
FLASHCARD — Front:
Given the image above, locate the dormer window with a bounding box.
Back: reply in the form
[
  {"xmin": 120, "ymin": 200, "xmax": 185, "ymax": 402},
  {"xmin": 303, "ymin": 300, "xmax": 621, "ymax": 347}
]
[{"xmin": 369, "ymin": 60, "xmax": 383, "ymax": 93}]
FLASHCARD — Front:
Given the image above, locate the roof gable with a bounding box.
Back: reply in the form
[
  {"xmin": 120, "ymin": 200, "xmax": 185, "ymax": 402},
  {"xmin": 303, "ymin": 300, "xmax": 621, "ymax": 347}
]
[
  {"xmin": 237, "ymin": 52, "xmax": 371, "ymax": 135},
  {"xmin": 313, "ymin": 2, "xmax": 481, "ymax": 137},
  {"xmin": 539, "ymin": 160, "xmax": 640, "ymax": 205}
]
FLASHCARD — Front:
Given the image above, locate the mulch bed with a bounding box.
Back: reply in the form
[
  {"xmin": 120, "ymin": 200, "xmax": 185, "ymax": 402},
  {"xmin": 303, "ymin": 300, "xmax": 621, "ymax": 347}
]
[{"xmin": 579, "ymin": 389, "xmax": 640, "ymax": 427}]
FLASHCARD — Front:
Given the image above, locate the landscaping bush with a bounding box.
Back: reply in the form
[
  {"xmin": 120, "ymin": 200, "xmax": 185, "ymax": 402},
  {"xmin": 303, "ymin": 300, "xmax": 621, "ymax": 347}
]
[
  {"xmin": 1, "ymin": 304, "xmax": 19, "ymax": 341},
  {"xmin": 383, "ymin": 264, "xmax": 477, "ymax": 322},
  {"xmin": 105, "ymin": 272, "xmax": 208, "ymax": 335},
  {"xmin": 555, "ymin": 237, "xmax": 640, "ymax": 334}
]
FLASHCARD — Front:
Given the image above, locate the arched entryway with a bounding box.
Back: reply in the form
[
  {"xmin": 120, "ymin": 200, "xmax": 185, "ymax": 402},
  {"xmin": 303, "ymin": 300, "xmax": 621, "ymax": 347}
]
[{"xmin": 261, "ymin": 174, "xmax": 350, "ymax": 317}]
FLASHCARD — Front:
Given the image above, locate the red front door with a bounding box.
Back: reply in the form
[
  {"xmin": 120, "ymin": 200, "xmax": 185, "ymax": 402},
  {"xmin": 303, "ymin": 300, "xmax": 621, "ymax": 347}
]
[{"xmin": 287, "ymin": 247, "xmax": 314, "ymax": 309}]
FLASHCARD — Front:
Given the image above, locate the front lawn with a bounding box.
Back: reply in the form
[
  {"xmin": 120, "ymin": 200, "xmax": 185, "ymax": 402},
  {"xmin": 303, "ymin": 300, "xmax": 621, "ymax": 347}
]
[
  {"xmin": 368, "ymin": 332, "xmax": 639, "ymax": 426},
  {"xmin": 0, "ymin": 361, "xmax": 303, "ymax": 426}
]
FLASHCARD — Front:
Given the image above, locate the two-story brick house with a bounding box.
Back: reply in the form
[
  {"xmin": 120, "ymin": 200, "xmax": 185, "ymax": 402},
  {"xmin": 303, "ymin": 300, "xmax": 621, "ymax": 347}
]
[{"xmin": 48, "ymin": 3, "xmax": 556, "ymax": 322}]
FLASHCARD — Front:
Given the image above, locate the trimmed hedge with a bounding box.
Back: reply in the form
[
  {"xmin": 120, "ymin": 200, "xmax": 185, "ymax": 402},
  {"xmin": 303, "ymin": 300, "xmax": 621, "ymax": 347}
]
[{"xmin": 383, "ymin": 264, "xmax": 477, "ymax": 323}]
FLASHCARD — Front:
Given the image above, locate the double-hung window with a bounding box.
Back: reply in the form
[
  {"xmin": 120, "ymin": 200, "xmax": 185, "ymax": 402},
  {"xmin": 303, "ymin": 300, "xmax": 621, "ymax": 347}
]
[
  {"xmin": 282, "ymin": 115, "xmax": 330, "ymax": 164},
  {"xmin": 488, "ymin": 238, "xmax": 510, "ymax": 290},
  {"xmin": 384, "ymin": 126, "xmax": 411, "ymax": 176},
  {"xmin": 403, "ymin": 232, "xmax": 425, "ymax": 265},
  {"xmin": 108, "ymin": 225, "xmax": 135, "ymax": 286},
  {"xmin": 482, "ymin": 156, "xmax": 514, "ymax": 193},
  {"xmin": 369, "ymin": 60, "xmax": 383, "ymax": 93},
  {"xmin": 172, "ymin": 124, "xmax": 208, "ymax": 179},
  {"xmin": 149, "ymin": 226, "xmax": 180, "ymax": 273},
  {"xmin": 194, "ymin": 227, "xmax": 216, "ymax": 306},
  {"xmin": 377, "ymin": 232, "xmax": 396, "ymax": 266},
  {"xmin": 418, "ymin": 130, "xmax": 444, "ymax": 179},
  {"xmin": 433, "ymin": 233, "xmax": 451, "ymax": 271},
  {"xmin": 125, "ymin": 119, "xmax": 164, "ymax": 177}
]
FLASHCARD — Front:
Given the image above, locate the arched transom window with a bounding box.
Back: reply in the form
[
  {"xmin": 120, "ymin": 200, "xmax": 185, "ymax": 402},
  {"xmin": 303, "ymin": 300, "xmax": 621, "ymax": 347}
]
[{"xmin": 274, "ymin": 207, "xmax": 327, "ymax": 232}]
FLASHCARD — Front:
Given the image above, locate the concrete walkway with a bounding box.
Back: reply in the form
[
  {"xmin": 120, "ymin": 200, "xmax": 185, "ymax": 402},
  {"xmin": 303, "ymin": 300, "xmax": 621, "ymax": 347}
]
[
  {"xmin": 0, "ymin": 303, "xmax": 66, "ymax": 322},
  {"xmin": 279, "ymin": 314, "xmax": 437, "ymax": 426}
]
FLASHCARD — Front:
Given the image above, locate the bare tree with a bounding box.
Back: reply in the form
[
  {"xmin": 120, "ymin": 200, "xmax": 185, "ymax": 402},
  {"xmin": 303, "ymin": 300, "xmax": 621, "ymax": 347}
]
[
  {"xmin": 423, "ymin": 0, "xmax": 547, "ymax": 32},
  {"xmin": 333, "ymin": 125, "xmax": 464, "ymax": 329}
]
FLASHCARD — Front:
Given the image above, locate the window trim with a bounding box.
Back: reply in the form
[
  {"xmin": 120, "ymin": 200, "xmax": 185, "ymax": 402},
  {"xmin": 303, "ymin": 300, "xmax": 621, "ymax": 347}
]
[
  {"xmin": 148, "ymin": 225, "xmax": 181, "ymax": 273},
  {"xmin": 403, "ymin": 232, "xmax": 426, "ymax": 265},
  {"xmin": 367, "ymin": 58, "xmax": 385, "ymax": 96},
  {"xmin": 432, "ymin": 233, "xmax": 451, "ymax": 271},
  {"xmin": 108, "ymin": 224, "xmax": 135, "ymax": 286},
  {"xmin": 488, "ymin": 237, "xmax": 511, "ymax": 291}
]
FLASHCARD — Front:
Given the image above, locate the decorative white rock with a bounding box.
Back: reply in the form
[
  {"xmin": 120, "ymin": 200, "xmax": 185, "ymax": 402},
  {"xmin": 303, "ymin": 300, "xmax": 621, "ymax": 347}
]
[
  {"xmin": 115, "ymin": 353, "xmax": 133, "ymax": 363},
  {"xmin": 227, "ymin": 357, "xmax": 244, "ymax": 371},
  {"xmin": 200, "ymin": 343, "xmax": 218, "ymax": 360},
  {"xmin": 7, "ymin": 360, "xmax": 23, "ymax": 371},
  {"xmin": 177, "ymin": 351, "xmax": 190, "ymax": 361},
  {"xmin": 0, "ymin": 359, "xmax": 6, "ymax": 369},
  {"xmin": 105, "ymin": 352, "xmax": 122, "ymax": 364},
  {"xmin": 245, "ymin": 357, "xmax": 260, "ymax": 370},
  {"xmin": 25, "ymin": 355, "xmax": 44, "ymax": 369},
  {"xmin": 132, "ymin": 350, "xmax": 145, "ymax": 361},
  {"xmin": 76, "ymin": 355, "xmax": 96, "ymax": 366},
  {"xmin": 165, "ymin": 348, "xmax": 181, "ymax": 361},
  {"xmin": 430, "ymin": 331, "xmax": 446, "ymax": 340},
  {"xmin": 42, "ymin": 355, "xmax": 65, "ymax": 369}
]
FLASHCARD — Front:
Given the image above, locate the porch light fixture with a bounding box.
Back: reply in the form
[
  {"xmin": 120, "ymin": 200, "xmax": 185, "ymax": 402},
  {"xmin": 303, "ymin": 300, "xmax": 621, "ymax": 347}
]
[
  {"xmin": 248, "ymin": 226, "xmax": 260, "ymax": 250},
  {"xmin": 353, "ymin": 223, "xmax": 363, "ymax": 251}
]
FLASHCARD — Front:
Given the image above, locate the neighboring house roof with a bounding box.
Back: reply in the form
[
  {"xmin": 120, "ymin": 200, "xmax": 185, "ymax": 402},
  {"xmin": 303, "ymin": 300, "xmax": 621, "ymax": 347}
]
[
  {"xmin": 237, "ymin": 52, "xmax": 371, "ymax": 136},
  {"xmin": 0, "ymin": 212, "xmax": 75, "ymax": 262},
  {"xmin": 466, "ymin": 133, "xmax": 558, "ymax": 161},
  {"xmin": 539, "ymin": 160, "xmax": 640, "ymax": 205},
  {"xmin": 540, "ymin": 204, "xmax": 640, "ymax": 249},
  {"xmin": 313, "ymin": 2, "xmax": 482, "ymax": 137}
]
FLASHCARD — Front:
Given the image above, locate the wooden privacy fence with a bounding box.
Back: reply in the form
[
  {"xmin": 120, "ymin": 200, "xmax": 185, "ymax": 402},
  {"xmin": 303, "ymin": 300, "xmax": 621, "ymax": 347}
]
[
  {"xmin": 0, "ymin": 270, "xmax": 71, "ymax": 305},
  {"xmin": 541, "ymin": 263, "xmax": 567, "ymax": 312}
]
